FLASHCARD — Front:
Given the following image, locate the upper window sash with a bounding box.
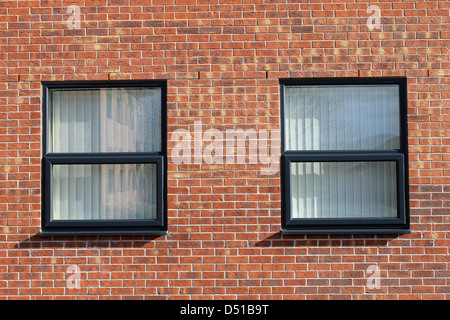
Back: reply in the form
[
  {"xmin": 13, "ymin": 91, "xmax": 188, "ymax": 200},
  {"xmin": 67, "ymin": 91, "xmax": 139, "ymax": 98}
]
[
  {"xmin": 46, "ymin": 86, "xmax": 162, "ymax": 155},
  {"xmin": 281, "ymin": 77, "xmax": 408, "ymax": 155}
]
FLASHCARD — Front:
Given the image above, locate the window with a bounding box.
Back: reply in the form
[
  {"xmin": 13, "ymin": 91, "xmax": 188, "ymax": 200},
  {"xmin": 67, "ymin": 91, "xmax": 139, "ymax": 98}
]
[
  {"xmin": 281, "ymin": 78, "xmax": 409, "ymax": 234},
  {"xmin": 41, "ymin": 81, "xmax": 167, "ymax": 236}
]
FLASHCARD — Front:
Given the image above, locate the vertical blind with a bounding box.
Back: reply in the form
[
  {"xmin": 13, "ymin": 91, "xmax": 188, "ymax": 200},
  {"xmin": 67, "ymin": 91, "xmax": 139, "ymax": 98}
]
[
  {"xmin": 285, "ymin": 85, "xmax": 400, "ymax": 219},
  {"xmin": 290, "ymin": 162, "xmax": 397, "ymax": 219},
  {"xmin": 52, "ymin": 164, "xmax": 157, "ymax": 220},
  {"xmin": 49, "ymin": 88, "xmax": 161, "ymax": 153},
  {"xmin": 49, "ymin": 88, "xmax": 161, "ymax": 221},
  {"xmin": 284, "ymin": 85, "xmax": 400, "ymax": 151}
]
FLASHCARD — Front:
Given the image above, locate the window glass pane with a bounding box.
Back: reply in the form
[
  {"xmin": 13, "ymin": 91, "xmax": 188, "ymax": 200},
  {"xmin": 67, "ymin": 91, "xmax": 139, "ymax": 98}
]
[
  {"xmin": 51, "ymin": 163, "xmax": 158, "ymax": 220},
  {"xmin": 284, "ymin": 85, "xmax": 400, "ymax": 150},
  {"xmin": 49, "ymin": 87, "xmax": 161, "ymax": 153},
  {"xmin": 290, "ymin": 161, "xmax": 397, "ymax": 219}
]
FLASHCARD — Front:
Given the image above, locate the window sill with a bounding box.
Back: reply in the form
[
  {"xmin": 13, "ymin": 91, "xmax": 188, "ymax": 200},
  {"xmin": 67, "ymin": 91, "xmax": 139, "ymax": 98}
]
[
  {"xmin": 281, "ymin": 228, "xmax": 411, "ymax": 235},
  {"xmin": 38, "ymin": 230, "xmax": 168, "ymax": 237}
]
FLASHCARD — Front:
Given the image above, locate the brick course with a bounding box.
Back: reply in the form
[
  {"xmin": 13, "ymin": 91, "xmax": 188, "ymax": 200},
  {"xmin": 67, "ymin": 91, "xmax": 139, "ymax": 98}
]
[{"xmin": 0, "ymin": 0, "xmax": 449, "ymax": 299}]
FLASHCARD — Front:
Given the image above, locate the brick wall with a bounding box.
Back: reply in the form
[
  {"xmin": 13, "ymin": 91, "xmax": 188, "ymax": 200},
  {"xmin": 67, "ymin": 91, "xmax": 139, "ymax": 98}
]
[{"xmin": 1, "ymin": 0, "xmax": 449, "ymax": 300}]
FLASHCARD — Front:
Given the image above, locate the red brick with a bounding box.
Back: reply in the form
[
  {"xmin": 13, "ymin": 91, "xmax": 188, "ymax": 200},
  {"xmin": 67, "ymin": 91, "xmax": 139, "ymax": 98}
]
[{"xmin": 0, "ymin": 0, "xmax": 448, "ymax": 301}]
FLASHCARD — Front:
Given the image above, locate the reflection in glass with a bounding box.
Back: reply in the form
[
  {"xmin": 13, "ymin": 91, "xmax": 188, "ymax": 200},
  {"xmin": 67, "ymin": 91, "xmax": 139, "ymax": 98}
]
[
  {"xmin": 290, "ymin": 161, "xmax": 397, "ymax": 219},
  {"xmin": 52, "ymin": 163, "xmax": 157, "ymax": 220},
  {"xmin": 285, "ymin": 85, "xmax": 400, "ymax": 151},
  {"xmin": 49, "ymin": 88, "xmax": 161, "ymax": 153}
]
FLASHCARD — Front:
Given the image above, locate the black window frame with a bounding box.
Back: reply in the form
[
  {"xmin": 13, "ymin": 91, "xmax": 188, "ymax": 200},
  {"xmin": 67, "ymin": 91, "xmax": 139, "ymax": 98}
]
[
  {"xmin": 280, "ymin": 77, "xmax": 410, "ymax": 234},
  {"xmin": 40, "ymin": 81, "xmax": 167, "ymax": 236}
]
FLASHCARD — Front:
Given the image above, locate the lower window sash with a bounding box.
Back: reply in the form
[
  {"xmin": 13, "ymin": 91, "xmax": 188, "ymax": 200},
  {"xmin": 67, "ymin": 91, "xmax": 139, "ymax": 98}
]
[{"xmin": 282, "ymin": 153, "xmax": 409, "ymax": 234}]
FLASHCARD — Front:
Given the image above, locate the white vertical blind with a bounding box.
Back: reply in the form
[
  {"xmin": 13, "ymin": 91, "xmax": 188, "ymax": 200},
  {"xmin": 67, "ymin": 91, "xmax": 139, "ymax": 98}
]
[
  {"xmin": 49, "ymin": 87, "xmax": 161, "ymax": 221},
  {"xmin": 285, "ymin": 85, "xmax": 400, "ymax": 151},
  {"xmin": 49, "ymin": 87, "xmax": 161, "ymax": 153},
  {"xmin": 285, "ymin": 84, "xmax": 400, "ymax": 219},
  {"xmin": 52, "ymin": 164, "xmax": 157, "ymax": 220},
  {"xmin": 290, "ymin": 162, "xmax": 397, "ymax": 219}
]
